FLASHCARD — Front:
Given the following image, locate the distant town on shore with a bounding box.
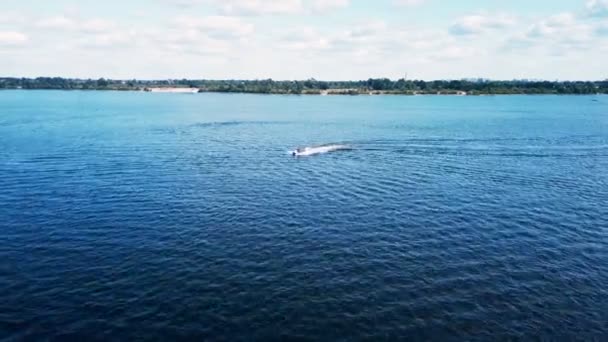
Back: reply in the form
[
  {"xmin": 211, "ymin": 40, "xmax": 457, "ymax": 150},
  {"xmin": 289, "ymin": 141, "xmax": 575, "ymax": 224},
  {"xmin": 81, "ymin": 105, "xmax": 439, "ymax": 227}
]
[{"xmin": 1, "ymin": 77, "xmax": 607, "ymax": 95}]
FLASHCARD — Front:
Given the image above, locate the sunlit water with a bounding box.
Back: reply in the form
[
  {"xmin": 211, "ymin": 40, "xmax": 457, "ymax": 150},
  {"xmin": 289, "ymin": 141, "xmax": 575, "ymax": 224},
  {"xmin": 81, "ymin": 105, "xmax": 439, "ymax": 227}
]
[{"xmin": 1, "ymin": 91, "xmax": 607, "ymax": 340}]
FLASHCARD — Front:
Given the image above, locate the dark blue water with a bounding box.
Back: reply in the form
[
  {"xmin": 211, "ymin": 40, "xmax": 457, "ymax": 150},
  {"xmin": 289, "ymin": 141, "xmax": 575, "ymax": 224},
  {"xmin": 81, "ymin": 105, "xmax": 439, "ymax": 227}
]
[{"xmin": 1, "ymin": 91, "xmax": 607, "ymax": 340}]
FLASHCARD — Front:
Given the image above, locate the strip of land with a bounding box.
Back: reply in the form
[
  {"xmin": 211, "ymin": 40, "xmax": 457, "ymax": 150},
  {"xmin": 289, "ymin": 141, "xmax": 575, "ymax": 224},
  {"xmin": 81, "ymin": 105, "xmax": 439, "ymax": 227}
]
[{"xmin": 1, "ymin": 77, "xmax": 607, "ymax": 95}]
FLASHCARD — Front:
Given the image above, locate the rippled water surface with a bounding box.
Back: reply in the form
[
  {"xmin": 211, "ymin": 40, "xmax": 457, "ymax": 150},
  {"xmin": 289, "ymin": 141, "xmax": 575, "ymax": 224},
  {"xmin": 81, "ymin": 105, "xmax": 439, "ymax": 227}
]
[{"xmin": 1, "ymin": 91, "xmax": 607, "ymax": 340}]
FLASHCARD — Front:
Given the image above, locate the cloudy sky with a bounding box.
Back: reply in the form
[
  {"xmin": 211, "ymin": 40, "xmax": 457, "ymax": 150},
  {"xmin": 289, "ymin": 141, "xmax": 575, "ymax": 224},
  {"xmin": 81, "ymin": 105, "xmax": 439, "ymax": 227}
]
[{"xmin": 1, "ymin": 0, "xmax": 607, "ymax": 80}]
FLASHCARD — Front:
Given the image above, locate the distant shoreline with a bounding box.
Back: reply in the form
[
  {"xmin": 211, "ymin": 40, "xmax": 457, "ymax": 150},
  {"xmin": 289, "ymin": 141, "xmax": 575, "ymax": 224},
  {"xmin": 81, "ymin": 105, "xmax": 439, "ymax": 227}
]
[
  {"xmin": 2, "ymin": 88, "xmax": 606, "ymax": 96},
  {"xmin": 2, "ymin": 77, "xmax": 607, "ymax": 95}
]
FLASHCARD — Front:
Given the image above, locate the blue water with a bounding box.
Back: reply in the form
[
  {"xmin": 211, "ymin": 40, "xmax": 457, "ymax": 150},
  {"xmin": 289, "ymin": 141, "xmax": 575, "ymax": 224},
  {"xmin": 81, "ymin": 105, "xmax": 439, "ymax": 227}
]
[{"xmin": 1, "ymin": 91, "xmax": 607, "ymax": 340}]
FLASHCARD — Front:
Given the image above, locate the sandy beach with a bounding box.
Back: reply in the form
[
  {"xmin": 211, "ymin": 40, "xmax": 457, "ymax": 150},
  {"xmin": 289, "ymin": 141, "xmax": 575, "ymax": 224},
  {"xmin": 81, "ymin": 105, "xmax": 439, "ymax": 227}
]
[{"xmin": 145, "ymin": 87, "xmax": 199, "ymax": 93}]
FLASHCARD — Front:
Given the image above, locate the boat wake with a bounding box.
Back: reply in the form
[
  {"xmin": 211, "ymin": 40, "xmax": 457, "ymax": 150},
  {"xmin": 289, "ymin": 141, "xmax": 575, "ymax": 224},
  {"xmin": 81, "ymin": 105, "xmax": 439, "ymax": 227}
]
[{"xmin": 291, "ymin": 144, "xmax": 351, "ymax": 157}]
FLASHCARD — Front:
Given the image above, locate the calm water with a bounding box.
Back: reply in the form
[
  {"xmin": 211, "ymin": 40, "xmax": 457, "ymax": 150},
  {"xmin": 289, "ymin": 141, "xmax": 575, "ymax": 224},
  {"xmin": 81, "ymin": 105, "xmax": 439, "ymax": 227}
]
[{"xmin": 1, "ymin": 91, "xmax": 607, "ymax": 340}]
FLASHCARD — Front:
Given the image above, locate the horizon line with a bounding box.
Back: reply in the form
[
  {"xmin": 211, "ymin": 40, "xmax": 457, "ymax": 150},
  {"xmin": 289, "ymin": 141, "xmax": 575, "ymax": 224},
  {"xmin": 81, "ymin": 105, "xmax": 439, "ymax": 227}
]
[{"xmin": 2, "ymin": 76, "xmax": 607, "ymax": 83}]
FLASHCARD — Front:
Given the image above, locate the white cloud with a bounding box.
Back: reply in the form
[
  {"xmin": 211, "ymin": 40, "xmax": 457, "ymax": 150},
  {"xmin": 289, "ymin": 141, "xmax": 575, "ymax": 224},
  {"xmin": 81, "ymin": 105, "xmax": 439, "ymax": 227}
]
[
  {"xmin": 283, "ymin": 36, "xmax": 331, "ymax": 50},
  {"xmin": 597, "ymin": 23, "xmax": 608, "ymax": 35},
  {"xmin": 0, "ymin": 31, "xmax": 28, "ymax": 46},
  {"xmin": 173, "ymin": 15, "xmax": 254, "ymax": 38},
  {"xmin": 29, "ymin": 15, "xmax": 129, "ymax": 51},
  {"xmin": 430, "ymin": 46, "xmax": 483, "ymax": 61},
  {"xmin": 277, "ymin": 25, "xmax": 393, "ymax": 52},
  {"xmin": 449, "ymin": 13, "xmax": 516, "ymax": 35},
  {"xmin": 393, "ymin": 0, "xmax": 427, "ymax": 7},
  {"xmin": 165, "ymin": 0, "xmax": 349, "ymax": 15},
  {"xmin": 526, "ymin": 13, "xmax": 593, "ymax": 42},
  {"xmin": 309, "ymin": 0, "xmax": 350, "ymax": 12},
  {"xmin": 502, "ymin": 11, "xmax": 602, "ymax": 59},
  {"xmin": 0, "ymin": 12, "xmax": 25, "ymax": 25},
  {"xmin": 215, "ymin": 0, "xmax": 302, "ymax": 15},
  {"xmin": 527, "ymin": 13, "xmax": 577, "ymax": 37},
  {"xmin": 77, "ymin": 30, "xmax": 137, "ymax": 48},
  {"xmin": 145, "ymin": 27, "xmax": 236, "ymax": 55},
  {"xmin": 165, "ymin": 0, "xmax": 205, "ymax": 7},
  {"xmin": 35, "ymin": 16, "xmax": 117, "ymax": 34},
  {"xmin": 586, "ymin": 0, "xmax": 608, "ymax": 17},
  {"xmin": 3, "ymin": 1, "xmax": 608, "ymax": 80},
  {"xmin": 18, "ymin": 12, "xmax": 252, "ymax": 56},
  {"xmin": 36, "ymin": 16, "xmax": 77, "ymax": 30},
  {"xmin": 277, "ymin": 21, "xmax": 464, "ymax": 67},
  {"xmin": 81, "ymin": 19, "xmax": 117, "ymax": 34},
  {"xmin": 348, "ymin": 20, "xmax": 388, "ymax": 38},
  {"xmin": 280, "ymin": 27, "xmax": 322, "ymax": 43}
]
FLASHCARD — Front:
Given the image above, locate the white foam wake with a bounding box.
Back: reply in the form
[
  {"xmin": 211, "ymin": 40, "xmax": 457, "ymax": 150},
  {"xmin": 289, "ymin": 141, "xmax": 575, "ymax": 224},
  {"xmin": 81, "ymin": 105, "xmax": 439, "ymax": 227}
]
[{"xmin": 291, "ymin": 144, "xmax": 350, "ymax": 156}]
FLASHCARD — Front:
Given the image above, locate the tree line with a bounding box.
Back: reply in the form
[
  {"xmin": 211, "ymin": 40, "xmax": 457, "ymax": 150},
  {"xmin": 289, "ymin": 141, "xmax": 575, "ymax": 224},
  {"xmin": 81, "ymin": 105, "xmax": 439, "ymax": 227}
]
[{"xmin": 1, "ymin": 77, "xmax": 607, "ymax": 95}]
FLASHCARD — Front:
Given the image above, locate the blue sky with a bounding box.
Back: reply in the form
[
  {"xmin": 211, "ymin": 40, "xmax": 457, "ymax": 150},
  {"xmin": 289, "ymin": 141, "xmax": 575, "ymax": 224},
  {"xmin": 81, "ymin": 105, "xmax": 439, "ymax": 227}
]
[{"xmin": 1, "ymin": 0, "xmax": 607, "ymax": 80}]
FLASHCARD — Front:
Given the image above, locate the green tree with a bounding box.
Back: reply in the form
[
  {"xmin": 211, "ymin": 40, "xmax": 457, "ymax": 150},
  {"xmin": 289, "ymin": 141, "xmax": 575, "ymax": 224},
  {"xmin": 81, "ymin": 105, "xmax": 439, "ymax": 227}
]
[{"xmin": 96, "ymin": 78, "xmax": 109, "ymax": 88}]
